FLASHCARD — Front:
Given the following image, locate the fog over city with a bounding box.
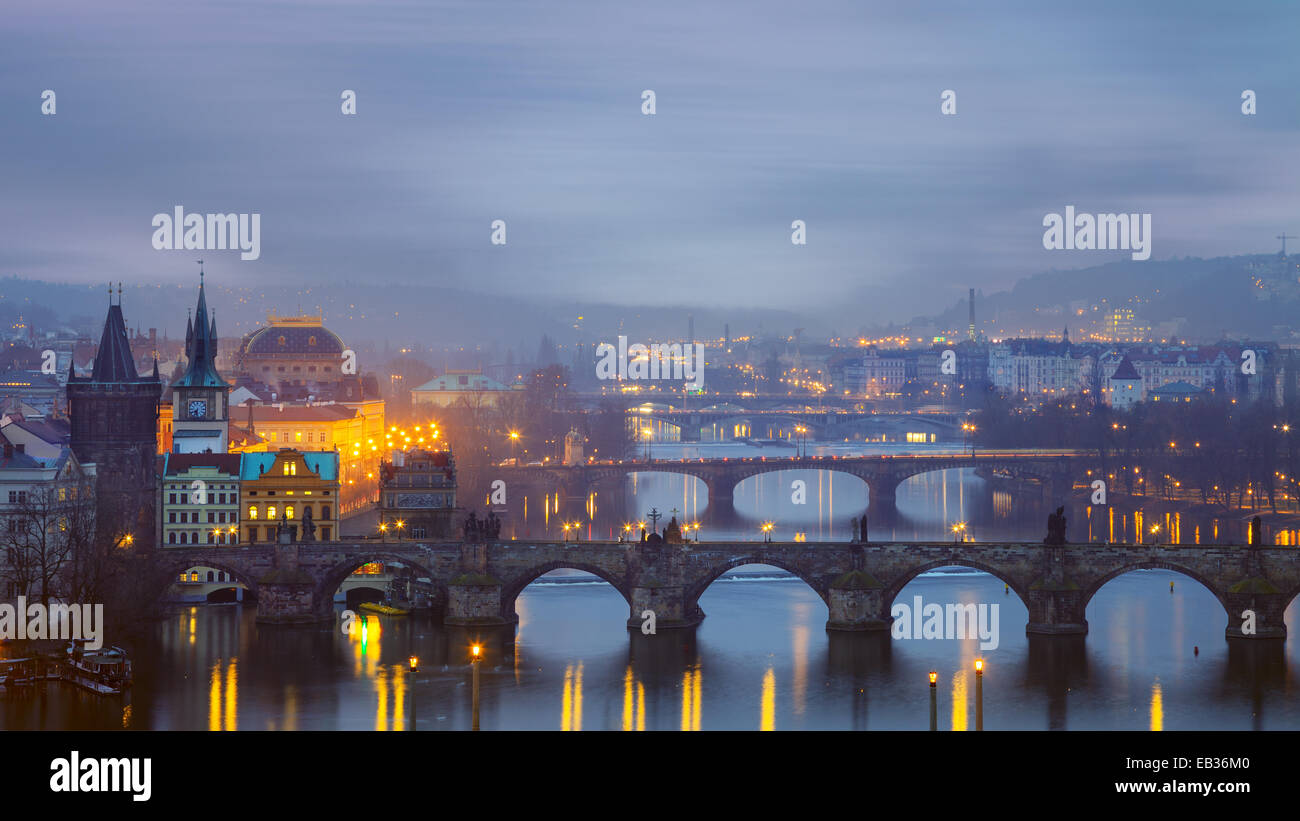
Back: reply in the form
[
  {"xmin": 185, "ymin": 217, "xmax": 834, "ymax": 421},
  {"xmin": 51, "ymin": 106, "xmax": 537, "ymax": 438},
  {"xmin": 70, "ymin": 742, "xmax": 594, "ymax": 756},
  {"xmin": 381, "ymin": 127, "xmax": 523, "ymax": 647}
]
[{"xmin": 4, "ymin": 0, "xmax": 1299, "ymax": 343}]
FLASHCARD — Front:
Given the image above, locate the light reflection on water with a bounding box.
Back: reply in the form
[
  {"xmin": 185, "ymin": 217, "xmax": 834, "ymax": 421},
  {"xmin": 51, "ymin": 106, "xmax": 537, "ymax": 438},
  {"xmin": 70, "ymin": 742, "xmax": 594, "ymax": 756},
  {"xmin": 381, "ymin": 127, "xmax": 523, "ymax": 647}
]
[
  {"xmin": 5, "ymin": 443, "xmax": 1300, "ymax": 730},
  {"xmin": 4, "ymin": 567, "xmax": 1300, "ymax": 730}
]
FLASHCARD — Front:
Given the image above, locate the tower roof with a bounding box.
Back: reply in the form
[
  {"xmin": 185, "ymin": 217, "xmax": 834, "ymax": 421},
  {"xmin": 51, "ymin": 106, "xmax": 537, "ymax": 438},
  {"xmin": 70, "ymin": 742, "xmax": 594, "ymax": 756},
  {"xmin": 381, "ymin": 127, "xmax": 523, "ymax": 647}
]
[
  {"xmin": 90, "ymin": 304, "xmax": 139, "ymax": 382},
  {"xmin": 1112, "ymin": 355, "xmax": 1141, "ymax": 381},
  {"xmin": 175, "ymin": 272, "xmax": 225, "ymax": 388}
]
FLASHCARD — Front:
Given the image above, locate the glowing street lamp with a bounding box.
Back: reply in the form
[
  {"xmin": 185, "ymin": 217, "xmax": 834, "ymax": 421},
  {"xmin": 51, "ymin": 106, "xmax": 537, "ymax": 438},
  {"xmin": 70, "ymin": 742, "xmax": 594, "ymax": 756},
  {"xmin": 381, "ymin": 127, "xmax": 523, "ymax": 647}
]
[
  {"xmin": 761, "ymin": 521, "xmax": 775, "ymax": 543},
  {"xmin": 929, "ymin": 671, "xmax": 938, "ymax": 731},
  {"xmin": 974, "ymin": 659, "xmax": 984, "ymax": 731},
  {"xmin": 408, "ymin": 655, "xmax": 419, "ymax": 731},
  {"xmin": 470, "ymin": 643, "xmax": 483, "ymax": 731}
]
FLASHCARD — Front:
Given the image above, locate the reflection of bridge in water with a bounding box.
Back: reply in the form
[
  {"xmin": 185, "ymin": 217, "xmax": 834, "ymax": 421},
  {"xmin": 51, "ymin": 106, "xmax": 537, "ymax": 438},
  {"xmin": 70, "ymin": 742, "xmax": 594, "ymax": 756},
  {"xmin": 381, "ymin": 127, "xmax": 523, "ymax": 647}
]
[
  {"xmin": 150, "ymin": 538, "xmax": 1298, "ymax": 641},
  {"xmin": 488, "ymin": 451, "xmax": 1089, "ymax": 519}
]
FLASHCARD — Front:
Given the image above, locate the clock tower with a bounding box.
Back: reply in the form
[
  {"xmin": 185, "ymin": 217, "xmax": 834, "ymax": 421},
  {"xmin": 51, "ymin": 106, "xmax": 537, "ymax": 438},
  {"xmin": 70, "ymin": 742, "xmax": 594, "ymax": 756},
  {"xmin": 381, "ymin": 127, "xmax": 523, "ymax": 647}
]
[{"xmin": 172, "ymin": 270, "xmax": 230, "ymax": 453}]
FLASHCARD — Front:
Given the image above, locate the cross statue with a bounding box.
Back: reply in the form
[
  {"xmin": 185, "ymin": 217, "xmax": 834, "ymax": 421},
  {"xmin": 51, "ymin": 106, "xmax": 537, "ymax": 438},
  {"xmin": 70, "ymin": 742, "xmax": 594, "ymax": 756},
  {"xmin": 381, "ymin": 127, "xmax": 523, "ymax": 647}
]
[{"xmin": 646, "ymin": 507, "xmax": 662, "ymax": 532}]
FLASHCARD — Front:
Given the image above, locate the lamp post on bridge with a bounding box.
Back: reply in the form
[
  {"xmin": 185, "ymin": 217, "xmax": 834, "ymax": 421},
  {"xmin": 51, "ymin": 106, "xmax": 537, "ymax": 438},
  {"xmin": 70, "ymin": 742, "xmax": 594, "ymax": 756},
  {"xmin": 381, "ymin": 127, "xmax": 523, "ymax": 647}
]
[{"xmin": 974, "ymin": 659, "xmax": 984, "ymax": 731}]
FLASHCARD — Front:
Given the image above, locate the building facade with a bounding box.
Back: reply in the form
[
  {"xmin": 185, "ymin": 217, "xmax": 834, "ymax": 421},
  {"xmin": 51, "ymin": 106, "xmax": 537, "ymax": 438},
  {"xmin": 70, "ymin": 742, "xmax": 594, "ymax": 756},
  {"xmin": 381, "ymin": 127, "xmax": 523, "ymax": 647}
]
[
  {"xmin": 160, "ymin": 453, "xmax": 242, "ymax": 546},
  {"xmin": 240, "ymin": 449, "xmax": 339, "ymax": 544},
  {"xmin": 377, "ymin": 449, "xmax": 456, "ymax": 539}
]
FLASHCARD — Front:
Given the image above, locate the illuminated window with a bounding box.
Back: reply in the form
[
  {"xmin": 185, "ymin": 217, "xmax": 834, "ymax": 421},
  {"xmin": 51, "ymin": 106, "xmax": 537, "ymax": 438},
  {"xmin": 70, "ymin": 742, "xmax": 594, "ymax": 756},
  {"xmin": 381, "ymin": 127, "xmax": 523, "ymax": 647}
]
[
  {"xmin": 249, "ymin": 506, "xmax": 258, "ymax": 519},
  {"xmin": 190, "ymin": 572, "xmax": 199, "ymax": 582},
  {"xmin": 286, "ymin": 505, "xmax": 295, "ymax": 520},
  {"xmin": 267, "ymin": 506, "xmax": 277, "ymax": 519}
]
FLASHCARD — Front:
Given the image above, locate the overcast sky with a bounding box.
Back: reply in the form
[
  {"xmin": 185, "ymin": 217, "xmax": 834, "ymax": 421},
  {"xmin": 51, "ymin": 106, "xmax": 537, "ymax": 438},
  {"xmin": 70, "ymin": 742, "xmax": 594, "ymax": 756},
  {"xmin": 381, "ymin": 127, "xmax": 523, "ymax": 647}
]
[{"xmin": 3, "ymin": 0, "xmax": 1299, "ymax": 323}]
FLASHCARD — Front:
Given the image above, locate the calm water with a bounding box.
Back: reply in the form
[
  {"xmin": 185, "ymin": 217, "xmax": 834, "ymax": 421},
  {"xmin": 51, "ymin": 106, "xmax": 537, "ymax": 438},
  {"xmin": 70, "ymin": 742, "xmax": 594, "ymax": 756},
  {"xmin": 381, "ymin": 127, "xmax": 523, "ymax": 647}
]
[{"xmin": 4, "ymin": 441, "xmax": 1299, "ymax": 730}]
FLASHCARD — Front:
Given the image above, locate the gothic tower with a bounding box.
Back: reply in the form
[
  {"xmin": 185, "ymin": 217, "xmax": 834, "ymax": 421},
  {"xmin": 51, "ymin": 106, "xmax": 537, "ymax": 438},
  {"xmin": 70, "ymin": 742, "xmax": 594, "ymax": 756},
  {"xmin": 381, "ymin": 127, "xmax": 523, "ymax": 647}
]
[
  {"xmin": 67, "ymin": 286, "xmax": 162, "ymax": 549},
  {"xmin": 172, "ymin": 270, "xmax": 230, "ymax": 454}
]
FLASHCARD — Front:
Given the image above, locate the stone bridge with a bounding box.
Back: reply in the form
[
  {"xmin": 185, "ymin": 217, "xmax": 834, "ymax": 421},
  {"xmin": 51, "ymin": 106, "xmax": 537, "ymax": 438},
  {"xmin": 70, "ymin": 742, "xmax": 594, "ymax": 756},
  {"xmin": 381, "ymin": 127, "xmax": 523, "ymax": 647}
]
[
  {"xmin": 490, "ymin": 451, "xmax": 1085, "ymax": 517},
  {"xmin": 153, "ymin": 537, "xmax": 1300, "ymax": 641},
  {"xmin": 633, "ymin": 408, "xmax": 961, "ymax": 442}
]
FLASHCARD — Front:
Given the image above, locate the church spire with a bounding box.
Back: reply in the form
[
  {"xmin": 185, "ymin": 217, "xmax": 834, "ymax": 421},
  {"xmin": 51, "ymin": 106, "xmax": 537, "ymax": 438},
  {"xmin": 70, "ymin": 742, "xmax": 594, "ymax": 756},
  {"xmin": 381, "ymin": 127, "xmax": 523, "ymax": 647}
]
[{"xmin": 176, "ymin": 270, "xmax": 223, "ymax": 387}]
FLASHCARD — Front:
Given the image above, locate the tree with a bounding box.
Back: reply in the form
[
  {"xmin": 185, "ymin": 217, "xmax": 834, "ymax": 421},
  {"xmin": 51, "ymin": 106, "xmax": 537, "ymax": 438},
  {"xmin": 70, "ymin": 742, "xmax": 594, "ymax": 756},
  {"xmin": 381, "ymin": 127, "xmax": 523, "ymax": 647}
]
[{"xmin": 1, "ymin": 475, "xmax": 95, "ymax": 606}]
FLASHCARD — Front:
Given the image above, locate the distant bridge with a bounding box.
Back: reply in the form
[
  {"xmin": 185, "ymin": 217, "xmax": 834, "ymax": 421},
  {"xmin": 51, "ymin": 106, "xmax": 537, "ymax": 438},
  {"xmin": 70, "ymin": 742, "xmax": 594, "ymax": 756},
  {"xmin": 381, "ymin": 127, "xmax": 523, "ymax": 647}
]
[
  {"xmin": 152, "ymin": 537, "xmax": 1296, "ymax": 640},
  {"xmin": 489, "ymin": 450, "xmax": 1087, "ymax": 516},
  {"xmin": 629, "ymin": 407, "xmax": 962, "ymax": 442}
]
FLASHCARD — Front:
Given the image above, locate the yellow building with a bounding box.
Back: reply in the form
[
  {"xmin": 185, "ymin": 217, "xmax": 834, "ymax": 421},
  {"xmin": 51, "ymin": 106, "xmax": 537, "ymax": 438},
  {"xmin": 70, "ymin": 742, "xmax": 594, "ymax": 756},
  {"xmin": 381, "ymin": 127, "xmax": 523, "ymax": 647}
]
[
  {"xmin": 240, "ymin": 449, "xmax": 340, "ymax": 544},
  {"xmin": 238, "ymin": 400, "xmax": 384, "ymax": 514}
]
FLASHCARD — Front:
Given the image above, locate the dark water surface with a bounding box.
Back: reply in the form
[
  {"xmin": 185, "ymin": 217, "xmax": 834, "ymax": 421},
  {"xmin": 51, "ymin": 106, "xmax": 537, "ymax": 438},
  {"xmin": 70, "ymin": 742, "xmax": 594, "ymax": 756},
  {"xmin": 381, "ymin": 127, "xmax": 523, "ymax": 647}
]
[{"xmin": 3, "ymin": 568, "xmax": 1298, "ymax": 730}]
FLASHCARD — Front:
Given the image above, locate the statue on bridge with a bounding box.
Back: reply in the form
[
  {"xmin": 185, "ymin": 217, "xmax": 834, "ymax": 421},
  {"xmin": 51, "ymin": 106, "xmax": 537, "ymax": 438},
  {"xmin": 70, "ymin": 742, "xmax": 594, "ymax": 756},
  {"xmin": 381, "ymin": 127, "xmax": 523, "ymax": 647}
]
[
  {"xmin": 486, "ymin": 511, "xmax": 501, "ymax": 541},
  {"xmin": 851, "ymin": 517, "xmax": 859, "ymax": 542},
  {"xmin": 301, "ymin": 504, "xmax": 315, "ymax": 542},
  {"xmin": 860, "ymin": 513, "xmax": 868, "ymax": 543},
  {"xmin": 463, "ymin": 510, "xmax": 480, "ymax": 543},
  {"xmin": 1044, "ymin": 506, "xmax": 1067, "ymax": 545}
]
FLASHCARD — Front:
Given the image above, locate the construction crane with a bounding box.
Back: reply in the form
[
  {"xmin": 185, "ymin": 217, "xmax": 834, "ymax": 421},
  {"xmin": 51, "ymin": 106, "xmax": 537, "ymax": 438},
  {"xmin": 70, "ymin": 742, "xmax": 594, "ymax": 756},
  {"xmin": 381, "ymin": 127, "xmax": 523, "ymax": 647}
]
[{"xmin": 1278, "ymin": 233, "xmax": 1296, "ymax": 256}]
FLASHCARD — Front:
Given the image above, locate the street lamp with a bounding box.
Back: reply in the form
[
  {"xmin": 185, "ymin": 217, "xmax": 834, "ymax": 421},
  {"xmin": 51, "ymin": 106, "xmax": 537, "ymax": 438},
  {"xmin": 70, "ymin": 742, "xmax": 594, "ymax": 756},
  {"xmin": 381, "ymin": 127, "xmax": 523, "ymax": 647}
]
[
  {"xmin": 470, "ymin": 643, "xmax": 483, "ymax": 731},
  {"xmin": 974, "ymin": 659, "xmax": 984, "ymax": 731},
  {"xmin": 929, "ymin": 671, "xmax": 938, "ymax": 731},
  {"xmin": 509, "ymin": 430, "xmax": 519, "ymax": 464},
  {"xmin": 761, "ymin": 521, "xmax": 775, "ymax": 543},
  {"xmin": 408, "ymin": 655, "xmax": 419, "ymax": 731},
  {"xmin": 378, "ymin": 522, "xmax": 388, "ymax": 542}
]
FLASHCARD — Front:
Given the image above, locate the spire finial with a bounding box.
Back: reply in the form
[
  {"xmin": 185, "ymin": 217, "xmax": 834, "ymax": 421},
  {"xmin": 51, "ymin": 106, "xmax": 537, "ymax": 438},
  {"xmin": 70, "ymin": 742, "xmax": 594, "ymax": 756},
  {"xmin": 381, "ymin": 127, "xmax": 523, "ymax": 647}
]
[{"xmin": 197, "ymin": 259, "xmax": 205, "ymax": 283}]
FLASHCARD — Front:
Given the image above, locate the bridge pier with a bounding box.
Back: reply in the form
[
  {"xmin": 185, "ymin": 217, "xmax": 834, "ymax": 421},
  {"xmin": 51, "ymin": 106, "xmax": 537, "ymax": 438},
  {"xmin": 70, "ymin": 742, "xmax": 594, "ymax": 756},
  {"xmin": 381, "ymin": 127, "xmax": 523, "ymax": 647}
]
[
  {"xmin": 258, "ymin": 542, "xmax": 330, "ymax": 624},
  {"xmin": 1025, "ymin": 588, "xmax": 1089, "ymax": 636},
  {"xmin": 627, "ymin": 585, "xmax": 702, "ymax": 630},
  {"xmin": 826, "ymin": 570, "xmax": 890, "ymax": 631},
  {"xmin": 1222, "ymin": 590, "xmax": 1288, "ymax": 640},
  {"xmin": 866, "ymin": 475, "xmax": 900, "ymax": 519},
  {"xmin": 446, "ymin": 574, "xmax": 512, "ymax": 626}
]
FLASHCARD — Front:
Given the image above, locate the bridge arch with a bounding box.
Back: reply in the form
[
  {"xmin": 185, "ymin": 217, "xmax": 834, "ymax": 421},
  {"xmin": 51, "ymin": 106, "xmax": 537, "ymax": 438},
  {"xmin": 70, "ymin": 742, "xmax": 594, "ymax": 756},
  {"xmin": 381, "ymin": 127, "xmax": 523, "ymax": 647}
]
[
  {"xmin": 500, "ymin": 562, "xmax": 631, "ymax": 611},
  {"xmin": 1080, "ymin": 561, "xmax": 1230, "ymax": 619},
  {"xmin": 686, "ymin": 556, "xmax": 829, "ymax": 611},
  {"xmin": 880, "ymin": 559, "xmax": 1032, "ymax": 611},
  {"xmin": 315, "ymin": 552, "xmax": 444, "ymax": 616},
  {"xmin": 148, "ymin": 555, "xmax": 261, "ymax": 606}
]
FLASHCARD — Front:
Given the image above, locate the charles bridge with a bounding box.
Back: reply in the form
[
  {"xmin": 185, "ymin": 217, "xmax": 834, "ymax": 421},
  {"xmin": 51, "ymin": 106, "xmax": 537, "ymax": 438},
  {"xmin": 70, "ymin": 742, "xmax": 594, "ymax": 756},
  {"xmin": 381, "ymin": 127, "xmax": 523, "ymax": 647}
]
[
  {"xmin": 151, "ymin": 534, "xmax": 1300, "ymax": 641},
  {"xmin": 487, "ymin": 450, "xmax": 1085, "ymax": 517}
]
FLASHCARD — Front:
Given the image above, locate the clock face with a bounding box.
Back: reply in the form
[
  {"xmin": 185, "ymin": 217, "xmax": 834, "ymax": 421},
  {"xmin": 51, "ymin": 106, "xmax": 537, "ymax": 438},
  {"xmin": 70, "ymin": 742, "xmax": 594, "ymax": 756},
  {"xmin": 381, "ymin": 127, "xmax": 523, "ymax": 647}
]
[{"xmin": 188, "ymin": 400, "xmax": 208, "ymax": 418}]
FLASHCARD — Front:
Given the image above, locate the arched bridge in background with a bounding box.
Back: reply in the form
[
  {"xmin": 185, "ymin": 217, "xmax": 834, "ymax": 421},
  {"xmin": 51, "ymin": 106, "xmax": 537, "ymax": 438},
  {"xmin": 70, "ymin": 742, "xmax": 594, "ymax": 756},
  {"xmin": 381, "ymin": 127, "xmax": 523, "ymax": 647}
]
[{"xmin": 487, "ymin": 450, "xmax": 1088, "ymax": 517}]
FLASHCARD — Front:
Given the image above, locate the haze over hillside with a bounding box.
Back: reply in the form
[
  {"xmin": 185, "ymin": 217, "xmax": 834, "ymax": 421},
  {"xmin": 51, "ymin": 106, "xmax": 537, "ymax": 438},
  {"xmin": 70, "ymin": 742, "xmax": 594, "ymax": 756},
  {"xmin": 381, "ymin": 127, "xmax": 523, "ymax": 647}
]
[{"xmin": 4, "ymin": 251, "xmax": 1298, "ymax": 352}]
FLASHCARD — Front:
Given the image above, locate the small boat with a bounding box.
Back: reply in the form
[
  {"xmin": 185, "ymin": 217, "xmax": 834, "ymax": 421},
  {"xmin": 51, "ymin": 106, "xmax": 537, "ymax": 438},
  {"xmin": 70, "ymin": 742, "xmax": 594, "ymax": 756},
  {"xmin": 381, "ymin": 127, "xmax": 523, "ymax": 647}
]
[
  {"xmin": 359, "ymin": 601, "xmax": 410, "ymax": 616},
  {"xmin": 0, "ymin": 658, "xmax": 37, "ymax": 688},
  {"xmin": 62, "ymin": 643, "xmax": 132, "ymax": 695}
]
